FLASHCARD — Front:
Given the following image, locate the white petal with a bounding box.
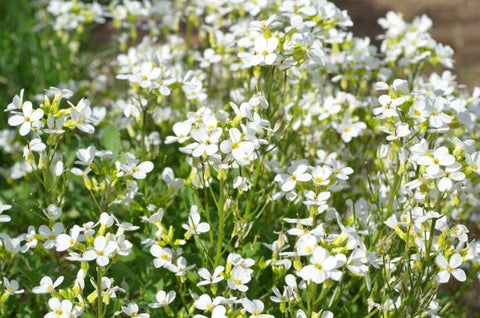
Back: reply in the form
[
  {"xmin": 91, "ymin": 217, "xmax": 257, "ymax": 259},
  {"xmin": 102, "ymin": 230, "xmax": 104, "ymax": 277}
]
[
  {"xmin": 8, "ymin": 115, "xmax": 24, "ymax": 126},
  {"xmin": 281, "ymin": 180, "xmax": 296, "ymax": 192},
  {"xmin": 138, "ymin": 161, "xmax": 154, "ymax": 173},
  {"xmin": 264, "ymin": 53, "xmax": 276, "ymax": 65},
  {"xmin": 30, "ymin": 109, "xmax": 44, "ymax": 121},
  {"xmin": 19, "ymin": 122, "xmax": 31, "ymax": 136},
  {"xmin": 435, "ymin": 270, "xmax": 450, "ymax": 283},
  {"xmin": 449, "ymin": 253, "xmax": 462, "ymax": 268},
  {"xmin": 97, "ymin": 255, "xmax": 109, "ymax": 267},
  {"xmin": 133, "ymin": 171, "xmax": 147, "ymax": 179},
  {"xmin": 437, "ymin": 177, "xmax": 452, "ymax": 192},
  {"xmin": 451, "ymin": 269, "xmax": 466, "ymax": 282},
  {"xmin": 435, "ymin": 254, "xmax": 448, "ymax": 268}
]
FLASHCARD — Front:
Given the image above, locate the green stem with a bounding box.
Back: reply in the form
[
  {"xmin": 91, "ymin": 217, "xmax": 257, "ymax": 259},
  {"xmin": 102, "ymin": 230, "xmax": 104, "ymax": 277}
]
[
  {"xmin": 307, "ymin": 283, "xmax": 317, "ymax": 316},
  {"xmin": 140, "ymin": 105, "xmax": 148, "ymax": 160},
  {"xmin": 214, "ymin": 178, "xmax": 225, "ymax": 267},
  {"xmin": 97, "ymin": 266, "xmax": 104, "ymax": 318},
  {"xmin": 43, "ymin": 145, "xmax": 52, "ymax": 206}
]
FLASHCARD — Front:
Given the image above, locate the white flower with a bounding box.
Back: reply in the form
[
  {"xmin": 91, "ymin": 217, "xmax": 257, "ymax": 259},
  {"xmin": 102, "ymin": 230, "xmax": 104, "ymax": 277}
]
[
  {"xmin": 335, "ymin": 120, "xmax": 366, "ymax": 143},
  {"xmin": 0, "ymin": 202, "xmax": 12, "ymax": 222},
  {"xmin": 149, "ymin": 290, "xmax": 176, "ymax": 308},
  {"xmin": 302, "ymin": 191, "xmax": 330, "ymax": 213},
  {"xmin": 385, "ymin": 122, "xmax": 411, "ymax": 141},
  {"xmin": 311, "ymin": 166, "xmax": 331, "ymax": 186},
  {"xmin": 298, "ymin": 247, "xmax": 345, "ymax": 284},
  {"xmin": 194, "ymin": 305, "xmax": 228, "ymax": 318},
  {"xmin": 220, "ymin": 128, "xmax": 255, "ymax": 165},
  {"xmin": 199, "ymin": 48, "xmax": 221, "ymax": 68},
  {"xmin": 409, "ymin": 99, "xmax": 428, "ymax": 123},
  {"xmin": 197, "ymin": 266, "xmax": 225, "ymax": 286},
  {"xmin": 45, "ymin": 204, "xmax": 62, "ymax": 221},
  {"xmin": 122, "ymin": 303, "xmax": 150, "ymax": 318},
  {"xmin": 118, "ymin": 153, "xmax": 154, "ymax": 179},
  {"xmin": 427, "ymin": 97, "xmax": 451, "ymax": 128},
  {"xmin": 373, "ymin": 95, "xmax": 404, "ymax": 118},
  {"xmin": 123, "ymin": 99, "xmax": 142, "ymax": 119},
  {"xmin": 466, "ymin": 151, "xmax": 480, "ymax": 175},
  {"xmin": 6, "ymin": 88, "xmax": 25, "ymax": 112},
  {"xmin": 244, "ymin": 0, "xmax": 267, "ymax": 16},
  {"xmin": 183, "ymin": 205, "xmax": 210, "ymax": 235},
  {"xmin": 75, "ymin": 146, "xmax": 96, "ymax": 166},
  {"xmin": 242, "ymin": 299, "xmax": 274, "ymax": 318},
  {"xmin": 3, "ymin": 278, "xmax": 24, "ymax": 295},
  {"xmin": 162, "ymin": 167, "xmax": 185, "ymax": 189},
  {"xmin": 45, "ymin": 297, "xmax": 73, "ymax": 318},
  {"xmin": 56, "ymin": 225, "xmax": 81, "ymax": 252},
  {"xmin": 165, "ymin": 122, "xmax": 192, "ymax": 144},
  {"xmin": 253, "ymin": 37, "xmax": 278, "ymax": 65},
  {"xmin": 39, "ymin": 223, "xmax": 64, "ymax": 250},
  {"xmin": 68, "ymin": 98, "xmax": 96, "ymax": 134},
  {"xmin": 32, "ymin": 276, "xmax": 64, "ymax": 294},
  {"xmin": 437, "ymin": 163, "xmax": 465, "ymax": 192},
  {"xmin": 194, "ymin": 294, "xmax": 224, "ymax": 311},
  {"xmin": 275, "ymin": 164, "xmax": 311, "ymax": 192},
  {"xmin": 233, "ymin": 176, "xmax": 252, "ymax": 192},
  {"xmin": 346, "ymin": 249, "xmax": 369, "ymax": 276},
  {"xmin": 166, "ymin": 256, "xmax": 195, "ymax": 276},
  {"xmin": 188, "ymin": 127, "xmax": 222, "ymax": 158},
  {"xmin": 329, "ymin": 159, "xmax": 354, "ymax": 181},
  {"xmin": 150, "ymin": 245, "xmax": 173, "ymax": 268},
  {"xmin": 417, "ymin": 146, "xmax": 455, "ymax": 176},
  {"xmin": 23, "ymin": 138, "xmax": 46, "ymax": 160},
  {"xmin": 241, "ymin": 36, "xmax": 279, "ymax": 66},
  {"xmin": 83, "ymin": 235, "xmax": 117, "ymax": 266},
  {"xmin": 296, "ymin": 233, "xmax": 317, "ymax": 256},
  {"xmin": 435, "ymin": 253, "xmax": 466, "ymax": 283},
  {"xmin": 270, "ymin": 286, "xmax": 292, "ymax": 303},
  {"xmin": 129, "ymin": 62, "xmax": 161, "ymax": 89},
  {"xmin": 227, "ymin": 266, "xmax": 252, "ymax": 292},
  {"xmin": 8, "ymin": 101, "xmax": 44, "ymax": 136},
  {"xmin": 45, "ymin": 115, "xmax": 66, "ymax": 134}
]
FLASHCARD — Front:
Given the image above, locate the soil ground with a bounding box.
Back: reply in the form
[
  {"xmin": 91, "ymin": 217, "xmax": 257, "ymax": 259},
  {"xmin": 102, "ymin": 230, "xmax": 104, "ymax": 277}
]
[{"xmin": 334, "ymin": 0, "xmax": 480, "ymax": 89}]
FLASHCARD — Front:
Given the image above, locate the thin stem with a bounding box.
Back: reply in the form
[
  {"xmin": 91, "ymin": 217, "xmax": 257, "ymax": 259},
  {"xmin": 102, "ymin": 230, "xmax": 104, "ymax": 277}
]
[
  {"xmin": 97, "ymin": 266, "xmax": 103, "ymax": 318},
  {"xmin": 214, "ymin": 177, "xmax": 225, "ymax": 267},
  {"xmin": 140, "ymin": 104, "xmax": 148, "ymax": 160}
]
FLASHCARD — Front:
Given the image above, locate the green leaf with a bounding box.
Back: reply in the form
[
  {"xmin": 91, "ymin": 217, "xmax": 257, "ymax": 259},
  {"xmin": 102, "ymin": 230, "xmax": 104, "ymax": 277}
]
[{"xmin": 100, "ymin": 125, "xmax": 122, "ymax": 153}]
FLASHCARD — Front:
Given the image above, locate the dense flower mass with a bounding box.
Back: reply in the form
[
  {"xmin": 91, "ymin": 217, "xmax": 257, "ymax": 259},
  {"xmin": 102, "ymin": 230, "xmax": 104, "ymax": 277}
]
[{"xmin": 1, "ymin": 0, "xmax": 480, "ymax": 317}]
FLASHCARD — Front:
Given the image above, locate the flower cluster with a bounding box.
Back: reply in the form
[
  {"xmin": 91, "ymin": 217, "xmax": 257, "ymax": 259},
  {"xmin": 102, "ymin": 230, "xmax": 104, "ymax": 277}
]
[{"xmin": 1, "ymin": 0, "xmax": 480, "ymax": 317}]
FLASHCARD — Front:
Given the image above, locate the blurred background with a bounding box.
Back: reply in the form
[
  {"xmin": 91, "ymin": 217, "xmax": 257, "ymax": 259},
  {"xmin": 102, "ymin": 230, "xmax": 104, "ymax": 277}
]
[{"xmin": 335, "ymin": 0, "xmax": 480, "ymax": 88}]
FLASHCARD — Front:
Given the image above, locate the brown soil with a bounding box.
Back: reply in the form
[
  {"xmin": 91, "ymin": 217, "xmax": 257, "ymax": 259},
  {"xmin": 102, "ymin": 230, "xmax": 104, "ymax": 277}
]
[{"xmin": 334, "ymin": 0, "xmax": 480, "ymax": 88}]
